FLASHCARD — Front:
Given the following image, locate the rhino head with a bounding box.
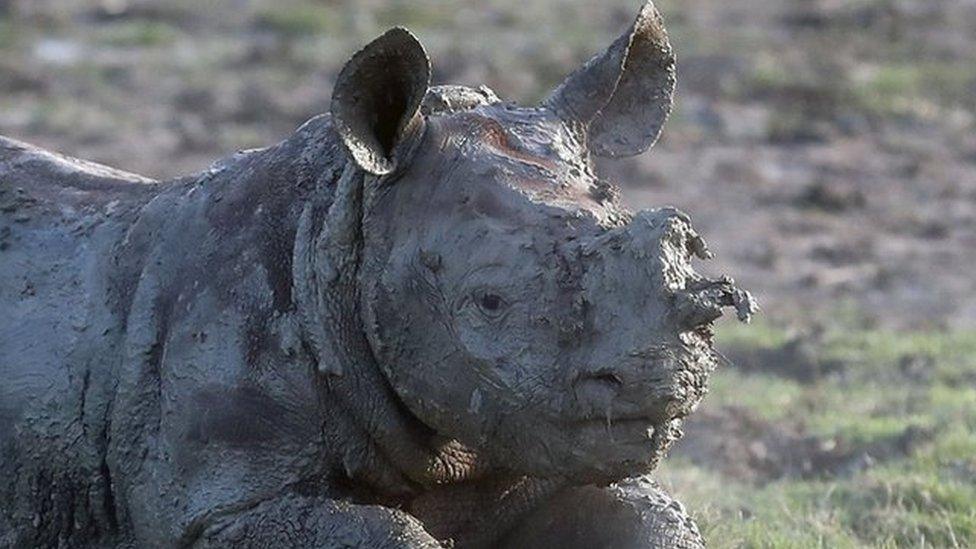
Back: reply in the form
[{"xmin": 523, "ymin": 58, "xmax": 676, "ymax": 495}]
[{"xmin": 296, "ymin": 2, "xmax": 756, "ymax": 487}]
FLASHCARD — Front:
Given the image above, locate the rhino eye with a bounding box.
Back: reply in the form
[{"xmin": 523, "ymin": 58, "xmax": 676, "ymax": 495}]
[
  {"xmin": 481, "ymin": 293, "xmax": 503, "ymax": 311},
  {"xmin": 471, "ymin": 290, "xmax": 508, "ymax": 318}
]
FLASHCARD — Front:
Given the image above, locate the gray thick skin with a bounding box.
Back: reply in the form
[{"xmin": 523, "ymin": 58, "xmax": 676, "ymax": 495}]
[{"xmin": 0, "ymin": 3, "xmax": 755, "ymax": 548}]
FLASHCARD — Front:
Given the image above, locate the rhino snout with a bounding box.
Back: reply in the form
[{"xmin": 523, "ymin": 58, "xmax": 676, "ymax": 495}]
[{"xmin": 569, "ymin": 357, "xmax": 688, "ymax": 427}]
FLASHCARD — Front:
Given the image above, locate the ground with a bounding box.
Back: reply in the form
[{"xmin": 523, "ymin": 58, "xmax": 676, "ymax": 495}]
[
  {"xmin": 1, "ymin": 0, "xmax": 974, "ymax": 547},
  {"xmin": 659, "ymin": 320, "xmax": 976, "ymax": 547}
]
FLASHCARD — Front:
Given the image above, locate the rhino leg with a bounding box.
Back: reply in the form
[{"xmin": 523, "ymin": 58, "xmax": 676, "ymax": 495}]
[
  {"xmin": 499, "ymin": 476, "xmax": 704, "ymax": 549},
  {"xmin": 189, "ymin": 494, "xmax": 443, "ymax": 549}
]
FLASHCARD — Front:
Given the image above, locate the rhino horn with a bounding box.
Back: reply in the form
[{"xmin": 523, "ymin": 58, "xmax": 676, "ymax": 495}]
[
  {"xmin": 672, "ymin": 278, "xmax": 759, "ymax": 329},
  {"xmin": 543, "ymin": 1, "xmax": 676, "ymax": 158},
  {"xmin": 331, "ymin": 27, "xmax": 431, "ymax": 175}
]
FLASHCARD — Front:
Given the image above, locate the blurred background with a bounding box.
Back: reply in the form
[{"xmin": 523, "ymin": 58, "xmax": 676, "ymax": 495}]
[{"xmin": 1, "ymin": 0, "xmax": 974, "ymax": 546}]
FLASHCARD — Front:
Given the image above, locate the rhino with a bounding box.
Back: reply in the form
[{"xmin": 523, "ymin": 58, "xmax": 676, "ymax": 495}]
[{"xmin": 0, "ymin": 2, "xmax": 756, "ymax": 547}]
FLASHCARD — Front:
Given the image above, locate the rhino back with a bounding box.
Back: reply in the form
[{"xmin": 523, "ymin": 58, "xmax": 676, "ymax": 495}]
[{"xmin": 0, "ymin": 136, "xmax": 160, "ymax": 546}]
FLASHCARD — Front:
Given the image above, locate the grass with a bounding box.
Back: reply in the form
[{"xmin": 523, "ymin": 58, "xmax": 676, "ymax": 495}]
[
  {"xmin": 851, "ymin": 62, "xmax": 976, "ymax": 120},
  {"xmin": 657, "ymin": 320, "xmax": 976, "ymax": 548},
  {"xmin": 666, "ymin": 463, "xmax": 976, "ymax": 548},
  {"xmin": 375, "ymin": 2, "xmax": 456, "ymax": 30},
  {"xmin": 97, "ymin": 20, "xmax": 180, "ymax": 47},
  {"xmin": 0, "ymin": 16, "xmax": 21, "ymax": 50},
  {"xmin": 254, "ymin": 3, "xmax": 340, "ymax": 38}
]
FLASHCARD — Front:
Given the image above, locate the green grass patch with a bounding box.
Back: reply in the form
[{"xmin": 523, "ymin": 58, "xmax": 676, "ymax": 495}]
[
  {"xmin": 661, "ymin": 460, "xmax": 976, "ymax": 547},
  {"xmin": 0, "ymin": 17, "xmax": 21, "ymax": 50},
  {"xmin": 375, "ymin": 2, "xmax": 455, "ymax": 30},
  {"xmin": 97, "ymin": 20, "xmax": 179, "ymax": 47},
  {"xmin": 254, "ymin": 3, "xmax": 339, "ymax": 38},
  {"xmin": 716, "ymin": 318, "xmax": 796, "ymax": 350},
  {"xmin": 706, "ymin": 369, "xmax": 807, "ymax": 421},
  {"xmin": 665, "ymin": 322, "xmax": 976, "ymax": 547},
  {"xmin": 852, "ymin": 62, "xmax": 976, "ymax": 119}
]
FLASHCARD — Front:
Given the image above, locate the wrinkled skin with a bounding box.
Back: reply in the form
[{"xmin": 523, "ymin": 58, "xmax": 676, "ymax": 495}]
[{"xmin": 0, "ymin": 3, "xmax": 754, "ymax": 548}]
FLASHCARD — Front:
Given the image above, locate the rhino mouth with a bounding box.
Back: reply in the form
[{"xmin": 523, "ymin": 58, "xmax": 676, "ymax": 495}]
[
  {"xmin": 570, "ymin": 415, "xmax": 685, "ymax": 475},
  {"xmin": 568, "ymin": 331, "xmax": 718, "ymax": 429},
  {"xmin": 573, "ymin": 416, "xmax": 661, "ymax": 442}
]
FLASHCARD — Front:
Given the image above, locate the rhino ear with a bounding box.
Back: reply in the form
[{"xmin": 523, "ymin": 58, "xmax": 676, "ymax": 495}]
[
  {"xmin": 331, "ymin": 28, "xmax": 431, "ymax": 175},
  {"xmin": 543, "ymin": 2, "xmax": 675, "ymax": 158}
]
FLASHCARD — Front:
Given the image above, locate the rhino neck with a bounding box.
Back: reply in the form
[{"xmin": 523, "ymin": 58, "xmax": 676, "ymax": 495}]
[
  {"xmin": 281, "ymin": 128, "xmax": 493, "ymax": 496},
  {"xmin": 149, "ymin": 112, "xmax": 487, "ymax": 496}
]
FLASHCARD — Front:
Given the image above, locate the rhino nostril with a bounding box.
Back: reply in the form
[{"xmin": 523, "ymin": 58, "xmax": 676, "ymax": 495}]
[
  {"xmin": 589, "ymin": 372, "xmax": 623, "ymax": 386},
  {"xmin": 573, "ymin": 370, "xmax": 624, "ymax": 403}
]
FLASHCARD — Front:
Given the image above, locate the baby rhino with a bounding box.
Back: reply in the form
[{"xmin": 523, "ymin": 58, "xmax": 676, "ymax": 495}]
[{"xmin": 0, "ymin": 2, "xmax": 755, "ymax": 547}]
